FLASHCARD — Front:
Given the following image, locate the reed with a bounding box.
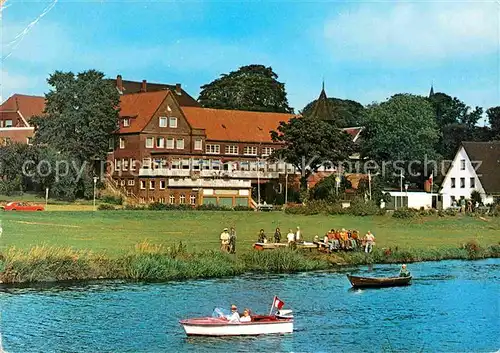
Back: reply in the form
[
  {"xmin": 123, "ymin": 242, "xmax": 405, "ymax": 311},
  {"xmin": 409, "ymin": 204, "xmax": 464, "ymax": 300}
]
[{"xmin": 0, "ymin": 241, "xmax": 498, "ymax": 284}]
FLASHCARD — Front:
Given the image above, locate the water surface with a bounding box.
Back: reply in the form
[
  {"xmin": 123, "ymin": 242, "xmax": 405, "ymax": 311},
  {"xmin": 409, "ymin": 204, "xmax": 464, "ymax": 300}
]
[{"xmin": 1, "ymin": 259, "xmax": 499, "ymax": 352}]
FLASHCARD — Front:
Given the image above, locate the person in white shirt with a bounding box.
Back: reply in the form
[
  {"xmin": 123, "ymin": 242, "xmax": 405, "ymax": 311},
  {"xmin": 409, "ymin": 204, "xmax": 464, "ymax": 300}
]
[
  {"xmin": 295, "ymin": 226, "xmax": 301, "ymax": 242},
  {"xmin": 364, "ymin": 231, "xmax": 375, "ymax": 253},
  {"xmin": 240, "ymin": 308, "xmax": 251, "ymax": 322},
  {"xmin": 287, "ymin": 229, "xmax": 295, "ymax": 244},
  {"xmin": 226, "ymin": 304, "xmax": 240, "ymax": 322}
]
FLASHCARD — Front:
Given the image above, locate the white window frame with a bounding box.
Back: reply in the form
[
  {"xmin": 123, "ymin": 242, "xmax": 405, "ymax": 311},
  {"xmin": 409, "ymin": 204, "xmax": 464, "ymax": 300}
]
[
  {"xmin": 169, "ymin": 194, "xmax": 175, "ymax": 204},
  {"xmin": 140, "ymin": 180, "xmax": 146, "ymax": 190},
  {"xmin": 460, "ymin": 159, "xmax": 466, "ymax": 170},
  {"xmin": 127, "ymin": 179, "xmax": 135, "ymax": 186},
  {"xmin": 206, "ymin": 144, "xmax": 220, "ymax": 154},
  {"xmin": 145, "ymin": 137, "xmax": 154, "ymax": 148},
  {"xmin": 159, "ymin": 116, "xmax": 168, "ymax": 128},
  {"xmin": 130, "ymin": 159, "xmax": 136, "ymax": 171},
  {"xmin": 123, "ymin": 118, "xmax": 130, "ymax": 127},
  {"xmin": 243, "ymin": 146, "xmax": 258, "ymax": 156},
  {"xmin": 460, "ymin": 177, "xmax": 465, "ymax": 188},
  {"xmin": 115, "ymin": 159, "xmax": 121, "ymax": 171},
  {"xmin": 176, "ymin": 138, "xmax": 185, "ymax": 150},
  {"xmin": 225, "ymin": 145, "xmax": 238, "ymax": 155},
  {"xmin": 262, "ymin": 147, "xmax": 274, "ymax": 157},
  {"xmin": 120, "ymin": 180, "xmax": 126, "ymax": 186},
  {"xmin": 470, "ymin": 177, "xmax": 475, "ymax": 189},
  {"xmin": 190, "ymin": 194, "xmax": 196, "ymax": 205},
  {"xmin": 4, "ymin": 120, "xmax": 12, "ymax": 128},
  {"xmin": 179, "ymin": 194, "xmax": 186, "ymax": 204},
  {"xmin": 142, "ymin": 158, "xmax": 151, "ymax": 169},
  {"xmin": 451, "ymin": 178, "xmax": 456, "ymax": 188},
  {"xmin": 160, "ymin": 180, "xmax": 166, "ymax": 190},
  {"xmin": 156, "ymin": 137, "xmax": 165, "ymax": 148},
  {"xmin": 194, "ymin": 139, "xmax": 203, "ymax": 151},
  {"xmin": 122, "ymin": 158, "xmax": 129, "ymax": 171},
  {"xmin": 169, "ymin": 117, "xmax": 178, "ymax": 128},
  {"xmin": 119, "ymin": 138, "xmax": 125, "ymax": 149},
  {"xmin": 149, "ymin": 180, "xmax": 155, "ymax": 190}
]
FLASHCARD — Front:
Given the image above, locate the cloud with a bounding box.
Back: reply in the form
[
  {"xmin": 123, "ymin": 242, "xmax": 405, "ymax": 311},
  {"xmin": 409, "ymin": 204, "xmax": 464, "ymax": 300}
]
[
  {"xmin": 0, "ymin": 69, "xmax": 45, "ymax": 102},
  {"xmin": 323, "ymin": 2, "xmax": 500, "ymax": 63}
]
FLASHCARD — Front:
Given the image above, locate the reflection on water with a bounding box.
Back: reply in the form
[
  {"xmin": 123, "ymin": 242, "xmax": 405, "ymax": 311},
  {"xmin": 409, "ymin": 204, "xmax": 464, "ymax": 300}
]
[{"xmin": 1, "ymin": 259, "xmax": 499, "ymax": 353}]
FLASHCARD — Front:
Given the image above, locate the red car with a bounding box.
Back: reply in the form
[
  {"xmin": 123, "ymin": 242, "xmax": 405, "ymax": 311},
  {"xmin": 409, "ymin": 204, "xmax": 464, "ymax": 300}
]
[{"xmin": 2, "ymin": 202, "xmax": 45, "ymax": 211}]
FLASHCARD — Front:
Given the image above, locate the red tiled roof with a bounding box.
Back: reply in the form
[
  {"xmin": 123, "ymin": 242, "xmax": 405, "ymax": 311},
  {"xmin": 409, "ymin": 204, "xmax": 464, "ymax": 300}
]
[
  {"xmin": 341, "ymin": 127, "xmax": 364, "ymax": 141},
  {"xmin": 181, "ymin": 107, "xmax": 295, "ymax": 143},
  {"xmin": 118, "ymin": 91, "xmax": 170, "ymax": 133},
  {"xmin": 0, "ymin": 94, "xmax": 45, "ymax": 121}
]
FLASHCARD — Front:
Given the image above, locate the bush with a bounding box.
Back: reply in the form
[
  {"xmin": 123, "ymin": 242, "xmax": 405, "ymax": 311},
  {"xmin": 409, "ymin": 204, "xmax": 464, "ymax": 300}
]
[
  {"xmin": 196, "ymin": 204, "xmax": 230, "ymax": 211},
  {"xmin": 347, "ymin": 199, "xmax": 381, "ymax": 216},
  {"xmin": 233, "ymin": 205, "xmax": 253, "ymax": 211},
  {"xmin": 97, "ymin": 203, "xmax": 116, "ymax": 211},
  {"xmin": 444, "ymin": 208, "xmax": 458, "ymax": 216},
  {"xmin": 148, "ymin": 202, "xmax": 192, "ymax": 211},
  {"xmin": 392, "ymin": 208, "xmax": 417, "ymax": 219},
  {"xmin": 100, "ymin": 195, "xmax": 123, "ymax": 205}
]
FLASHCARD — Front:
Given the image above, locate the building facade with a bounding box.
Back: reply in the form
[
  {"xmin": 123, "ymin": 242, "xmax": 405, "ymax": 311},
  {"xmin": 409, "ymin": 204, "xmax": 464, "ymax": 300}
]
[{"xmin": 0, "ymin": 94, "xmax": 45, "ymax": 145}]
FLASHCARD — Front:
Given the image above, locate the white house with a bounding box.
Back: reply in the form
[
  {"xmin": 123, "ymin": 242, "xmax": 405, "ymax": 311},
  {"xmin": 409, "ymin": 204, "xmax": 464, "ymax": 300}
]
[
  {"xmin": 383, "ymin": 191, "xmax": 433, "ymax": 210},
  {"xmin": 440, "ymin": 141, "xmax": 500, "ymax": 209}
]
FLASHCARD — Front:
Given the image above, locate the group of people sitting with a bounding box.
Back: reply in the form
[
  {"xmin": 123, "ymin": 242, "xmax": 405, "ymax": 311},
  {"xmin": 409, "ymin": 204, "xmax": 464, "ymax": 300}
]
[
  {"xmin": 257, "ymin": 227, "xmax": 303, "ymax": 245},
  {"xmin": 315, "ymin": 229, "xmax": 376, "ymax": 253},
  {"xmin": 223, "ymin": 304, "xmax": 252, "ymax": 323}
]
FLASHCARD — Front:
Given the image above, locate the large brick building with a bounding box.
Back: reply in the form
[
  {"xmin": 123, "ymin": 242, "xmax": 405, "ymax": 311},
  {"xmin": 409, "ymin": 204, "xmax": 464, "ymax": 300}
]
[{"xmin": 0, "ymin": 94, "xmax": 45, "ymax": 145}]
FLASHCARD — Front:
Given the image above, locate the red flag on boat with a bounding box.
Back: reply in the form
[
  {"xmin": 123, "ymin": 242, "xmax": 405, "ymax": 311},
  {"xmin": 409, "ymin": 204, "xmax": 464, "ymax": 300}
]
[{"xmin": 273, "ymin": 296, "xmax": 285, "ymax": 310}]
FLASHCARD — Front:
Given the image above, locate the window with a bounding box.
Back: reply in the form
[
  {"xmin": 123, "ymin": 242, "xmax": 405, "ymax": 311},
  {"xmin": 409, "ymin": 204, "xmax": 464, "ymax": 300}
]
[
  {"xmin": 145, "ymin": 137, "xmax": 154, "ymax": 148},
  {"xmin": 130, "ymin": 159, "xmax": 136, "ymax": 171},
  {"xmin": 156, "ymin": 137, "xmax": 165, "ymax": 148},
  {"xmin": 190, "ymin": 194, "xmax": 197, "ymax": 205},
  {"xmin": 451, "ymin": 178, "xmax": 456, "ymax": 188},
  {"xmin": 460, "ymin": 177, "xmax": 465, "ymax": 188},
  {"xmin": 181, "ymin": 159, "xmax": 190, "ymax": 169},
  {"xmin": 470, "ymin": 177, "xmax": 475, "ymax": 189},
  {"xmin": 140, "ymin": 180, "xmax": 146, "ymax": 189},
  {"xmin": 27, "ymin": 137, "xmax": 33, "ymax": 145},
  {"xmin": 149, "ymin": 180, "xmax": 155, "ymax": 190},
  {"xmin": 108, "ymin": 137, "xmax": 114, "ymax": 150},
  {"xmin": 206, "ymin": 144, "xmax": 220, "ymax": 154},
  {"xmin": 149, "ymin": 197, "xmax": 155, "ymax": 203},
  {"xmin": 225, "ymin": 145, "xmax": 238, "ymax": 155},
  {"xmin": 120, "ymin": 180, "xmax": 126, "ymax": 186},
  {"xmin": 243, "ymin": 146, "xmax": 258, "ymax": 155},
  {"xmin": 194, "ymin": 139, "xmax": 203, "ymax": 151},
  {"xmin": 176, "ymin": 139, "xmax": 185, "ymax": 149},
  {"xmin": 4, "ymin": 120, "xmax": 12, "ymax": 127},
  {"xmin": 158, "ymin": 197, "xmax": 165, "ymax": 204},
  {"xmin": 460, "ymin": 159, "xmax": 466, "ymax": 170},
  {"xmin": 122, "ymin": 158, "xmax": 129, "ymax": 171},
  {"xmin": 171, "ymin": 159, "xmax": 180, "ymax": 169},
  {"xmin": 262, "ymin": 147, "xmax": 274, "ymax": 157},
  {"xmin": 166, "ymin": 138, "xmax": 174, "ymax": 149},
  {"xmin": 159, "ymin": 116, "xmax": 168, "ymax": 128},
  {"xmin": 169, "ymin": 117, "xmax": 178, "ymax": 128},
  {"xmin": 169, "ymin": 194, "xmax": 175, "ymax": 204},
  {"xmin": 179, "ymin": 194, "xmax": 186, "ymax": 204},
  {"xmin": 127, "ymin": 179, "xmax": 135, "ymax": 186},
  {"xmin": 142, "ymin": 158, "xmax": 151, "ymax": 169},
  {"xmin": 160, "ymin": 180, "xmax": 166, "ymax": 189},
  {"xmin": 123, "ymin": 118, "xmax": 130, "ymax": 127},
  {"xmin": 119, "ymin": 138, "xmax": 125, "ymax": 149},
  {"xmin": 115, "ymin": 159, "xmax": 121, "ymax": 171}
]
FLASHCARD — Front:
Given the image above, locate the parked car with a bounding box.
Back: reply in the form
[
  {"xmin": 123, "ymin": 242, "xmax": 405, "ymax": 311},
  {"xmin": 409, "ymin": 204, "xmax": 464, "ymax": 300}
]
[{"xmin": 2, "ymin": 202, "xmax": 45, "ymax": 211}]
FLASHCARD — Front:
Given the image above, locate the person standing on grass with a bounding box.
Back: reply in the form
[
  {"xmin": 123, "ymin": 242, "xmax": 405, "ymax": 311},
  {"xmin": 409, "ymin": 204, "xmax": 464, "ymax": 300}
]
[
  {"xmin": 274, "ymin": 227, "xmax": 281, "ymax": 243},
  {"xmin": 258, "ymin": 229, "xmax": 267, "ymax": 243},
  {"xmin": 364, "ymin": 231, "xmax": 375, "ymax": 253},
  {"xmin": 220, "ymin": 228, "xmax": 230, "ymax": 252},
  {"xmin": 295, "ymin": 226, "xmax": 301, "ymax": 243},
  {"xmin": 229, "ymin": 227, "xmax": 236, "ymax": 254}
]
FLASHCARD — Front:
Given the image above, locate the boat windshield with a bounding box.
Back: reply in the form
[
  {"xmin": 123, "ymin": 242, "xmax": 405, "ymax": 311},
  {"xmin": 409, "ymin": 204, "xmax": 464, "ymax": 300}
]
[{"xmin": 212, "ymin": 307, "xmax": 230, "ymax": 318}]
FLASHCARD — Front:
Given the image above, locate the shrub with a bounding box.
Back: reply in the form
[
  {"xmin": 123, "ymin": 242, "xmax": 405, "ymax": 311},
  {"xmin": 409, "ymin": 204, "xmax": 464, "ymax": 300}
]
[
  {"xmin": 97, "ymin": 203, "xmax": 116, "ymax": 211},
  {"xmin": 196, "ymin": 204, "xmax": 230, "ymax": 211},
  {"xmin": 148, "ymin": 202, "xmax": 192, "ymax": 211},
  {"xmin": 444, "ymin": 208, "xmax": 458, "ymax": 216},
  {"xmin": 100, "ymin": 195, "xmax": 123, "ymax": 205},
  {"xmin": 392, "ymin": 208, "xmax": 417, "ymax": 219},
  {"xmin": 233, "ymin": 205, "xmax": 253, "ymax": 211},
  {"xmin": 347, "ymin": 199, "xmax": 380, "ymax": 216}
]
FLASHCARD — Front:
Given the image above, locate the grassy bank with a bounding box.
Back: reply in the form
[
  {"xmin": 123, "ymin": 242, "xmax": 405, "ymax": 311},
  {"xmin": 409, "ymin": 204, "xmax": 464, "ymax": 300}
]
[{"xmin": 1, "ymin": 241, "xmax": 498, "ymax": 284}]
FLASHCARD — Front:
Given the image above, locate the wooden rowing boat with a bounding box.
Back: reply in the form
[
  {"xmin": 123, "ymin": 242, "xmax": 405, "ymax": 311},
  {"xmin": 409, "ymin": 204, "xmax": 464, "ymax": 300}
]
[{"xmin": 347, "ymin": 274, "xmax": 412, "ymax": 288}]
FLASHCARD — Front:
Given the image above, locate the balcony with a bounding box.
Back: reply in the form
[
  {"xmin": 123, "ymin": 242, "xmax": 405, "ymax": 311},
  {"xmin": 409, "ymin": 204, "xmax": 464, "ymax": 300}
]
[
  {"xmin": 139, "ymin": 168, "xmax": 190, "ymax": 177},
  {"xmin": 168, "ymin": 178, "xmax": 251, "ymax": 188}
]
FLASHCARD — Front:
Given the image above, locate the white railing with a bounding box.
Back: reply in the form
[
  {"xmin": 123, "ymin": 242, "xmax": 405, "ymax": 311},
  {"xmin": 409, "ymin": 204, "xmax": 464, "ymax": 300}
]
[
  {"xmin": 168, "ymin": 178, "xmax": 251, "ymax": 188},
  {"xmin": 139, "ymin": 168, "xmax": 190, "ymax": 177}
]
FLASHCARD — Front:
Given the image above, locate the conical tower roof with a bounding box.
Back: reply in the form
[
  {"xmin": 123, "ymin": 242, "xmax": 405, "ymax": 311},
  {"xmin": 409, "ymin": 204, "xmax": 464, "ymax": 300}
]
[{"xmin": 309, "ymin": 81, "xmax": 335, "ymax": 122}]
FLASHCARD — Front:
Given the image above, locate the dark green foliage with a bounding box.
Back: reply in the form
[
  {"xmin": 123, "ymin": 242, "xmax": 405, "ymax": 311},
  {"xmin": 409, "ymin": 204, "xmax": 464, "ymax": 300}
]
[
  {"xmin": 348, "ymin": 199, "xmax": 382, "ymax": 216},
  {"xmin": 97, "ymin": 203, "xmax": 116, "ymax": 210},
  {"xmin": 101, "ymin": 195, "xmax": 123, "ymax": 205},
  {"xmin": 233, "ymin": 205, "xmax": 253, "ymax": 211},
  {"xmin": 470, "ymin": 190, "xmax": 482, "ymax": 205},
  {"xmin": 392, "ymin": 208, "xmax": 417, "ymax": 219},
  {"xmin": 487, "ymin": 106, "xmax": 500, "ymax": 139},
  {"xmin": 302, "ymin": 97, "xmax": 367, "ymax": 127},
  {"xmin": 271, "ymin": 117, "xmax": 357, "ymax": 190},
  {"xmin": 147, "ymin": 202, "xmax": 192, "ymax": 211},
  {"xmin": 309, "ymin": 174, "xmax": 352, "ymax": 202},
  {"xmin": 198, "ymin": 65, "xmax": 293, "ymax": 113},
  {"xmin": 195, "ymin": 204, "xmax": 231, "ymax": 211}
]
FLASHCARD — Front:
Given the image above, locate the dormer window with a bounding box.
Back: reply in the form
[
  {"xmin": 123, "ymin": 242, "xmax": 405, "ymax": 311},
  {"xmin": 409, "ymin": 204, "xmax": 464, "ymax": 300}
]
[
  {"xmin": 159, "ymin": 116, "xmax": 168, "ymax": 128},
  {"xmin": 123, "ymin": 118, "xmax": 130, "ymax": 127},
  {"xmin": 169, "ymin": 117, "xmax": 178, "ymax": 128}
]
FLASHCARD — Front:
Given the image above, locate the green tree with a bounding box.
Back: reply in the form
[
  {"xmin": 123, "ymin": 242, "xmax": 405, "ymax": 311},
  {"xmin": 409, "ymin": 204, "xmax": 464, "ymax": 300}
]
[
  {"xmin": 487, "ymin": 106, "xmax": 500, "ymax": 139},
  {"xmin": 270, "ymin": 117, "xmax": 356, "ymax": 190},
  {"xmin": 32, "ymin": 70, "xmax": 120, "ymax": 162},
  {"xmin": 198, "ymin": 64, "xmax": 293, "ymax": 113},
  {"xmin": 362, "ymin": 94, "xmax": 439, "ymax": 163},
  {"xmin": 309, "ymin": 174, "xmax": 352, "ymax": 202},
  {"xmin": 302, "ymin": 97, "xmax": 366, "ymax": 127}
]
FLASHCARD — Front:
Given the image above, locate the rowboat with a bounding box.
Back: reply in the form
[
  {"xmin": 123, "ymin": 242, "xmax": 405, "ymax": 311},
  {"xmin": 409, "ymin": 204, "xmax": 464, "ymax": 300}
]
[
  {"xmin": 179, "ymin": 312, "xmax": 293, "ymax": 336},
  {"xmin": 347, "ymin": 274, "xmax": 412, "ymax": 288}
]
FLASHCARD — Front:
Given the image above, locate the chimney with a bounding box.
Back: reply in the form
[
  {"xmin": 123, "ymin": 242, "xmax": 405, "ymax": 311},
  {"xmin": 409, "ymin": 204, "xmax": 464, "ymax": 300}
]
[
  {"xmin": 116, "ymin": 75, "xmax": 123, "ymax": 94},
  {"xmin": 175, "ymin": 83, "xmax": 182, "ymax": 95},
  {"xmin": 141, "ymin": 80, "xmax": 147, "ymax": 92}
]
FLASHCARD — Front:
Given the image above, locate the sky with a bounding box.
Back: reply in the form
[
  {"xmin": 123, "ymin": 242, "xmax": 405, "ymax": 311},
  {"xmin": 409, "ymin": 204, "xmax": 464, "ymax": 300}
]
[{"xmin": 1, "ymin": 0, "xmax": 499, "ymax": 121}]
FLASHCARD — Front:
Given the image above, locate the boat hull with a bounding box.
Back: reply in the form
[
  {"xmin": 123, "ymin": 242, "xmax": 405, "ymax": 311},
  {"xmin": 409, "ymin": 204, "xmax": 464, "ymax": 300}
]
[
  {"xmin": 347, "ymin": 274, "xmax": 412, "ymax": 288},
  {"xmin": 180, "ymin": 317, "xmax": 293, "ymax": 336}
]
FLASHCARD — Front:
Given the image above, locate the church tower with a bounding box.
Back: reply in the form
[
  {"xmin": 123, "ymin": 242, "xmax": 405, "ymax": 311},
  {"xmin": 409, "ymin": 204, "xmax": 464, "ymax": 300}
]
[{"xmin": 308, "ymin": 81, "xmax": 336, "ymax": 123}]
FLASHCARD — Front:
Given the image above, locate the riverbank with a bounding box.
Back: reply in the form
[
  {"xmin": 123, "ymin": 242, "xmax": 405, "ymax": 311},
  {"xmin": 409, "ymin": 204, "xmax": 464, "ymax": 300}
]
[{"xmin": 1, "ymin": 241, "xmax": 499, "ymax": 284}]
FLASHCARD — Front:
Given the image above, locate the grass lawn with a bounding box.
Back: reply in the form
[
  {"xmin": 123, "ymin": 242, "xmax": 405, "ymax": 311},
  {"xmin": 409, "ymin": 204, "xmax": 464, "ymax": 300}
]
[{"xmin": 0, "ymin": 210, "xmax": 498, "ymax": 256}]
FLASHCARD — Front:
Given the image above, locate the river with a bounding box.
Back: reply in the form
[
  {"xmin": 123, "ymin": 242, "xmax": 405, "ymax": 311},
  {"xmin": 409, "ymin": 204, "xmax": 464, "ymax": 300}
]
[{"xmin": 0, "ymin": 259, "xmax": 499, "ymax": 352}]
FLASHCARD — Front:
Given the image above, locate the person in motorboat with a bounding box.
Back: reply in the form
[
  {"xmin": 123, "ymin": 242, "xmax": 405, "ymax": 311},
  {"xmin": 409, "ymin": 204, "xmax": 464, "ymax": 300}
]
[
  {"xmin": 399, "ymin": 264, "xmax": 411, "ymax": 277},
  {"xmin": 226, "ymin": 304, "xmax": 241, "ymax": 322},
  {"xmin": 240, "ymin": 308, "xmax": 252, "ymax": 322}
]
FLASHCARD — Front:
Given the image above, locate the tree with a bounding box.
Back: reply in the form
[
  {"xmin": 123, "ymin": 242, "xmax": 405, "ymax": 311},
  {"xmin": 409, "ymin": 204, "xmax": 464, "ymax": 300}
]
[
  {"xmin": 302, "ymin": 97, "xmax": 366, "ymax": 127},
  {"xmin": 32, "ymin": 70, "xmax": 120, "ymax": 162},
  {"xmin": 310, "ymin": 174, "xmax": 352, "ymax": 202},
  {"xmin": 487, "ymin": 106, "xmax": 500, "ymax": 139},
  {"xmin": 198, "ymin": 65, "xmax": 293, "ymax": 113},
  {"xmin": 270, "ymin": 117, "xmax": 356, "ymax": 190}
]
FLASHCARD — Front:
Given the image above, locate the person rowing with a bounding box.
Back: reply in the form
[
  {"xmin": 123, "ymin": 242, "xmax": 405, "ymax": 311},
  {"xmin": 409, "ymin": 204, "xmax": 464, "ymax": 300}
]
[{"xmin": 399, "ymin": 264, "xmax": 411, "ymax": 277}]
